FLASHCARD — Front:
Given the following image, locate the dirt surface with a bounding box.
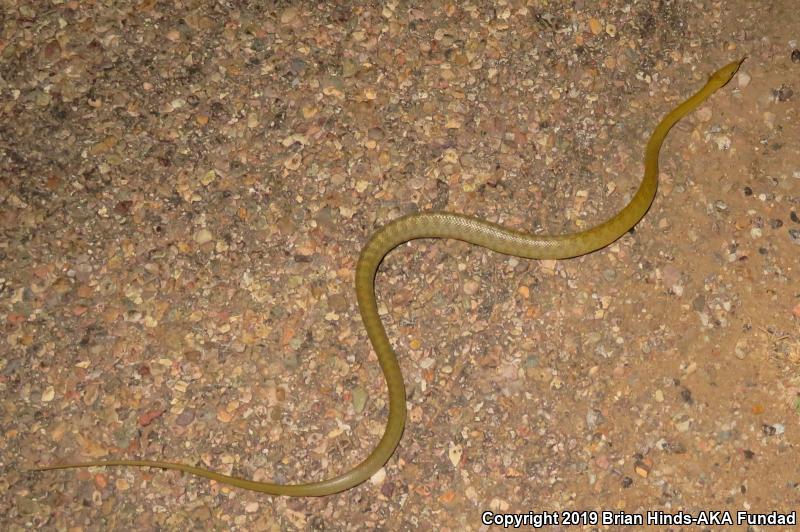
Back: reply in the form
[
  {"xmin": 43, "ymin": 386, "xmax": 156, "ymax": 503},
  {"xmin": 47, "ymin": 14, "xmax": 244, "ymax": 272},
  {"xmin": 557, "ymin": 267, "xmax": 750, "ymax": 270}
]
[{"xmin": 2, "ymin": 1, "xmax": 799, "ymax": 530}]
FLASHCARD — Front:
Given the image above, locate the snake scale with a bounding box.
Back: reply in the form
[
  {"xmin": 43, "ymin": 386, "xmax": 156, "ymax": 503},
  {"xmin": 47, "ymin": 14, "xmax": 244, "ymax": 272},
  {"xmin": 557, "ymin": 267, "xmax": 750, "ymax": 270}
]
[{"xmin": 34, "ymin": 58, "xmax": 743, "ymax": 496}]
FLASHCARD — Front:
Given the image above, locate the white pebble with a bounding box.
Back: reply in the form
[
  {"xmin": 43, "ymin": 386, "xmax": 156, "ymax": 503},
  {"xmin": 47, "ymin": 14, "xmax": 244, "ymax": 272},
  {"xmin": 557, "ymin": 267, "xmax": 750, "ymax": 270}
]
[
  {"xmin": 737, "ymin": 71, "xmax": 751, "ymax": 88},
  {"xmin": 714, "ymin": 135, "xmax": 731, "ymax": 151},
  {"xmin": 370, "ymin": 467, "xmax": 386, "ymax": 485}
]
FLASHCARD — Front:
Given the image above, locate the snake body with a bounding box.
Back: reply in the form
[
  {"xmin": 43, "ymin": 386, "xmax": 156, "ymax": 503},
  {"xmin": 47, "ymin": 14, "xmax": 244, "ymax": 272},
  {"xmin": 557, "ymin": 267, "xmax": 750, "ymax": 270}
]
[{"xmin": 35, "ymin": 59, "xmax": 743, "ymax": 496}]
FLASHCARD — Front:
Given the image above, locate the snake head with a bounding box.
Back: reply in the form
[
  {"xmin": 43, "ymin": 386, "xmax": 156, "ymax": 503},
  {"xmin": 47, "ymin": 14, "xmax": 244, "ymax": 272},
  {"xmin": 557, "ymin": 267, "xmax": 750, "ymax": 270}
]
[{"xmin": 709, "ymin": 57, "xmax": 746, "ymax": 88}]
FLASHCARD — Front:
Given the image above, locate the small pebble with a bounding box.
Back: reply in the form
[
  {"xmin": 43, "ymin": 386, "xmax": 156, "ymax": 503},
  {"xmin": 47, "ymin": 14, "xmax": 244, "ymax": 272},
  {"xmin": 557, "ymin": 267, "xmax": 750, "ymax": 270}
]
[
  {"xmin": 662, "ymin": 264, "xmax": 681, "ymax": 289},
  {"xmin": 41, "ymin": 386, "xmax": 55, "ymax": 402},
  {"xmin": 175, "ymin": 409, "xmax": 195, "ymax": 427},
  {"xmin": 734, "ymin": 338, "xmax": 749, "ymax": 359},
  {"xmin": 774, "ymin": 85, "xmax": 794, "ymax": 102},
  {"xmin": 737, "ymin": 71, "xmax": 751, "ymax": 88},
  {"xmin": 463, "ymin": 279, "xmax": 480, "ymax": 295},
  {"xmin": 245, "ymin": 502, "xmax": 260, "ymax": 513},
  {"xmin": 448, "ymin": 442, "xmax": 463, "ymax": 467},
  {"xmin": 634, "ymin": 459, "xmax": 652, "ymax": 478},
  {"xmin": 586, "ymin": 408, "xmax": 604, "ymax": 429},
  {"xmin": 696, "ymin": 106, "xmax": 713, "ymax": 122},
  {"xmin": 692, "ymin": 294, "xmax": 706, "ymax": 311},
  {"xmin": 370, "ymin": 467, "xmax": 386, "ymax": 485},
  {"xmin": 714, "ymin": 135, "xmax": 732, "ymax": 150},
  {"xmin": 716, "ymin": 430, "xmax": 733, "ymax": 443},
  {"xmin": 194, "ymin": 229, "xmax": 213, "ymax": 244},
  {"xmin": 352, "ymin": 387, "xmax": 368, "ymax": 413},
  {"xmin": 280, "ymin": 7, "xmax": 299, "ymax": 24}
]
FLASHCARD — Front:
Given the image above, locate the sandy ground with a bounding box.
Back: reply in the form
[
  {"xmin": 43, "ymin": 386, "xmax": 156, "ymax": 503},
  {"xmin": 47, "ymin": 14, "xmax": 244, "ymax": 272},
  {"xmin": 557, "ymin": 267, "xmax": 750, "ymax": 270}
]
[{"xmin": 2, "ymin": 1, "xmax": 799, "ymax": 530}]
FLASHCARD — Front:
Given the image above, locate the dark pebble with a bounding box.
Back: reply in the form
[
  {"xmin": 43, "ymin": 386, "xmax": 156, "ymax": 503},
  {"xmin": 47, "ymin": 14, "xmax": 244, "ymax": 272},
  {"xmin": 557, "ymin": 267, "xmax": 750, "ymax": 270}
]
[
  {"xmin": 743, "ymin": 186, "xmax": 753, "ymax": 196},
  {"xmin": 621, "ymin": 477, "xmax": 633, "ymax": 488},
  {"xmin": 769, "ymin": 218, "xmax": 783, "ymax": 229},
  {"xmin": 308, "ymin": 516, "xmax": 325, "ymax": 530},
  {"xmin": 176, "ymin": 408, "xmax": 196, "ymax": 427},
  {"xmin": 680, "ymin": 387, "xmax": 694, "ymax": 404},
  {"xmin": 716, "ymin": 430, "xmax": 733, "ymax": 443},
  {"xmin": 774, "ymin": 85, "xmax": 794, "ymax": 102},
  {"xmin": 381, "ymin": 481, "xmax": 395, "ymax": 498},
  {"xmin": 791, "ymin": 211, "xmax": 799, "ymax": 223},
  {"xmin": 290, "ymin": 58, "xmax": 307, "ymax": 75},
  {"xmin": 663, "ymin": 440, "xmax": 687, "ymax": 454},
  {"xmin": 792, "ymin": 49, "xmax": 800, "ymax": 63},
  {"xmin": 790, "ymin": 228, "xmax": 800, "ymax": 244}
]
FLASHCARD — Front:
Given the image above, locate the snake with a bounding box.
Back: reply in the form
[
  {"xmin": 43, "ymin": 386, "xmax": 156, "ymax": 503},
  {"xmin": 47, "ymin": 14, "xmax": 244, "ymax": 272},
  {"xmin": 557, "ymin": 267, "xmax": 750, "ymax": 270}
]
[{"xmin": 34, "ymin": 58, "xmax": 743, "ymax": 496}]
